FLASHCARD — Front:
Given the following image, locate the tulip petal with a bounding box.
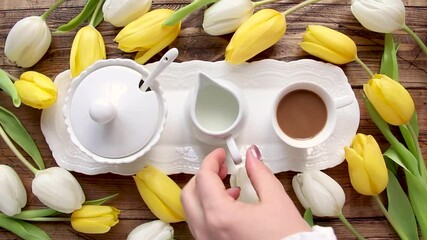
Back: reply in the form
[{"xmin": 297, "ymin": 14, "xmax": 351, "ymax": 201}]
[
  {"xmin": 345, "ymin": 147, "xmax": 376, "ymax": 195},
  {"xmin": 32, "ymin": 167, "xmax": 85, "ymax": 213},
  {"xmin": 203, "ymin": 0, "xmax": 254, "ymax": 36},
  {"xmin": 363, "ymin": 136, "xmax": 388, "ymax": 194},
  {"xmin": 134, "ymin": 27, "xmax": 180, "ymax": 64},
  {"xmin": 4, "ymin": 16, "xmax": 51, "ymax": 68},
  {"xmin": 14, "ymin": 81, "xmax": 56, "ymax": 109},
  {"xmin": 364, "ymin": 75, "xmax": 414, "ymax": 125},
  {"xmin": 103, "ymin": 0, "xmax": 152, "ymax": 27},
  {"xmin": 226, "ymin": 9, "xmax": 286, "ymax": 64},
  {"xmin": 299, "ymin": 42, "xmax": 353, "ymax": 65},
  {"xmin": 70, "ymin": 26, "xmax": 106, "ymax": 77},
  {"xmin": 351, "ymin": 0, "xmax": 405, "ymax": 33},
  {"xmin": 304, "ymin": 25, "xmax": 357, "ymax": 62},
  {"xmin": 71, "ymin": 219, "xmax": 112, "ymax": 234}
]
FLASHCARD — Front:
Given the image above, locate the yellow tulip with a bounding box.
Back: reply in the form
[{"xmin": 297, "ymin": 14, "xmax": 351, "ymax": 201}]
[
  {"xmin": 114, "ymin": 9, "xmax": 181, "ymax": 64},
  {"xmin": 344, "ymin": 134, "xmax": 388, "ymax": 196},
  {"xmin": 71, "ymin": 205, "xmax": 120, "ymax": 234},
  {"xmin": 14, "ymin": 71, "xmax": 57, "ymax": 109},
  {"xmin": 134, "ymin": 166, "xmax": 185, "ymax": 223},
  {"xmin": 225, "ymin": 9, "xmax": 286, "ymax": 65},
  {"xmin": 300, "ymin": 25, "xmax": 357, "ymax": 65},
  {"xmin": 364, "ymin": 74, "xmax": 415, "ymax": 126},
  {"xmin": 70, "ymin": 25, "xmax": 106, "ymax": 78}
]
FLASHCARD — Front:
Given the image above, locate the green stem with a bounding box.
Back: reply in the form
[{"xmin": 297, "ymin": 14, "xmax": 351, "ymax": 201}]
[
  {"xmin": 373, "ymin": 195, "xmax": 406, "ymax": 238},
  {"xmin": 89, "ymin": 0, "xmax": 104, "ymax": 26},
  {"xmin": 282, "ymin": 0, "xmax": 320, "ymax": 16},
  {"xmin": 337, "ymin": 212, "xmax": 366, "ymax": 240},
  {"xmin": 406, "ymin": 123, "xmax": 427, "ymax": 183},
  {"xmin": 0, "ymin": 126, "xmax": 38, "ymax": 175},
  {"xmin": 40, "ymin": 0, "xmax": 66, "ymax": 20},
  {"xmin": 402, "ymin": 24, "xmax": 427, "ymax": 55},
  {"xmin": 253, "ymin": 0, "xmax": 279, "ymax": 7},
  {"xmin": 163, "ymin": 0, "xmax": 218, "ymax": 26},
  {"xmin": 355, "ymin": 57, "xmax": 374, "ymax": 77}
]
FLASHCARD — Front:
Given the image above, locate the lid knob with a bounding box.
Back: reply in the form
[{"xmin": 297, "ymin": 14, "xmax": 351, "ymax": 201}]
[{"xmin": 89, "ymin": 98, "xmax": 116, "ymax": 124}]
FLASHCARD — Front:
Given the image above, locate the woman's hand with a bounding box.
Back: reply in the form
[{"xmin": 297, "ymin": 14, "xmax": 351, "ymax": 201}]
[{"xmin": 181, "ymin": 145, "xmax": 311, "ymax": 240}]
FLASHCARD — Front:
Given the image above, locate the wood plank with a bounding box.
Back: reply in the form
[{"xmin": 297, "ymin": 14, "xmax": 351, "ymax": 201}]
[{"xmin": 0, "ymin": 0, "xmax": 426, "ymax": 239}]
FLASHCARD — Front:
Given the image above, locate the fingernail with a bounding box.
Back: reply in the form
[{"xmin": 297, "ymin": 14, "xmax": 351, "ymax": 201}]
[{"xmin": 249, "ymin": 145, "xmax": 262, "ymax": 160}]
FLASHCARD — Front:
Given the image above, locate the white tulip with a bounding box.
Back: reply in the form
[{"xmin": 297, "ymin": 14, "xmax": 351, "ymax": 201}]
[
  {"xmin": 127, "ymin": 220, "xmax": 174, "ymax": 240},
  {"xmin": 103, "ymin": 0, "xmax": 152, "ymax": 27},
  {"xmin": 203, "ymin": 0, "xmax": 255, "ymax": 36},
  {"xmin": 351, "ymin": 0, "xmax": 405, "ymax": 33},
  {"xmin": 32, "ymin": 167, "xmax": 85, "ymax": 213},
  {"xmin": 0, "ymin": 165, "xmax": 27, "ymax": 216},
  {"xmin": 292, "ymin": 170, "xmax": 345, "ymax": 217},
  {"xmin": 230, "ymin": 165, "xmax": 259, "ymax": 203},
  {"xmin": 4, "ymin": 16, "xmax": 51, "ymax": 68}
]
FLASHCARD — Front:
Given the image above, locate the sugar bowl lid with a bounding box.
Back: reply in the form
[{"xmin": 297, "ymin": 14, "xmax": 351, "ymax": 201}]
[{"xmin": 63, "ymin": 59, "xmax": 167, "ymax": 164}]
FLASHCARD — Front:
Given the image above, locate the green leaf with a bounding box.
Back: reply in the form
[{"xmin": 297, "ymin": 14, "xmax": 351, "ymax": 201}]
[
  {"xmin": 56, "ymin": 0, "xmax": 100, "ymax": 32},
  {"xmin": 386, "ymin": 170, "xmax": 418, "ymax": 240},
  {"xmin": 84, "ymin": 193, "xmax": 119, "ymax": 206},
  {"xmin": 0, "ymin": 69, "xmax": 20, "ymax": 107},
  {"xmin": 384, "ymin": 147, "xmax": 411, "ymax": 174},
  {"xmin": 0, "ymin": 106, "xmax": 44, "ymax": 170},
  {"xmin": 405, "ymin": 171, "xmax": 427, "ymax": 239},
  {"xmin": 0, "ymin": 216, "xmax": 50, "ymax": 240},
  {"xmin": 380, "ymin": 33, "xmax": 400, "ymax": 81},
  {"xmin": 303, "ymin": 208, "xmax": 314, "ymax": 227},
  {"xmin": 384, "ymin": 152, "xmax": 398, "ymax": 175}
]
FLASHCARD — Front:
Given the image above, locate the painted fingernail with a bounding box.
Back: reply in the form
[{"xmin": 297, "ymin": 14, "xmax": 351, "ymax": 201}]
[{"xmin": 250, "ymin": 144, "xmax": 262, "ymax": 160}]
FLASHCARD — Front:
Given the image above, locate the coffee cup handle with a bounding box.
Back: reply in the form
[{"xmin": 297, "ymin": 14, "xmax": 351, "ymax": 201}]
[
  {"xmin": 226, "ymin": 136, "xmax": 242, "ymax": 165},
  {"xmin": 335, "ymin": 95, "xmax": 354, "ymax": 109}
]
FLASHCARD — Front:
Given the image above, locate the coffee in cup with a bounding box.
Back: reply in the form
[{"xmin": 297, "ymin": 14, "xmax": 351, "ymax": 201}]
[{"xmin": 272, "ymin": 82, "xmax": 353, "ymax": 148}]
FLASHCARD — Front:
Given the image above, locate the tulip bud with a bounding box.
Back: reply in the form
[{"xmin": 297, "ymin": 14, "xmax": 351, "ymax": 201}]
[
  {"xmin": 0, "ymin": 165, "xmax": 27, "ymax": 216},
  {"xmin": 4, "ymin": 16, "xmax": 51, "ymax": 68},
  {"xmin": 70, "ymin": 25, "xmax": 106, "ymax": 77},
  {"xmin": 229, "ymin": 165, "xmax": 259, "ymax": 203},
  {"xmin": 345, "ymin": 134, "xmax": 388, "ymax": 196},
  {"xmin": 32, "ymin": 167, "xmax": 85, "ymax": 213},
  {"xmin": 364, "ymin": 74, "xmax": 414, "ymax": 126},
  {"xmin": 133, "ymin": 166, "xmax": 185, "ymax": 223},
  {"xmin": 300, "ymin": 25, "xmax": 357, "ymax": 65},
  {"xmin": 115, "ymin": 9, "xmax": 181, "ymax": 64},
  {"xmin": 225, "ymin": 9, "xmax": 286, "ymax": 65},
  {"xmin": 127, "ymin": 220, "xmax": 174, "ymax": 240},
  {"xmin": 292, "ymin": 170, "xmax": 345, "ymax": 217},
  {"xmin": 103, "ymin": 0, "xmax": 152, "ymax": 27},
  {"xmin": 203, "ymin": 0, "xmax": 255, "ymax": 36},
  {"xmin": 14, "ymin": 71, "xmax": 57, "ymax": 109},
  {"xmin": 71, "ymin": 205, "xmax": 120, "ymax": 234},
  {"xmin": 351, "ymin": 0, "xmax": 405, "ymax": 33}
]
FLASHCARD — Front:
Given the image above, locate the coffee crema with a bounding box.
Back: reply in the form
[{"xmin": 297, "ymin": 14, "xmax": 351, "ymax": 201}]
[{"xmin": 276, "ymin": 89, "xmax": 327, "ymax": 139}]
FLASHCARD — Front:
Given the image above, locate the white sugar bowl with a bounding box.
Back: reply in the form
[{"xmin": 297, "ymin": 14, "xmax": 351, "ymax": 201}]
[{"xmin": 63, "ymin": 59, "xmax": 167, "ymax": 164}]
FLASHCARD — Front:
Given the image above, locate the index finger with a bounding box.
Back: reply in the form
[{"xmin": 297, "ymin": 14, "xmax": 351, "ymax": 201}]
[{"xmin": 195, "ymin": 148, "xmax": 234, "ymax": 208}]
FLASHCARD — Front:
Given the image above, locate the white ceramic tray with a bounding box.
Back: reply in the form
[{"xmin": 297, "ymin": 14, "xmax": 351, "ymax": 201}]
[{"xmin": 41, "ymin": 59, "xmax": 360, "ymax": 175}]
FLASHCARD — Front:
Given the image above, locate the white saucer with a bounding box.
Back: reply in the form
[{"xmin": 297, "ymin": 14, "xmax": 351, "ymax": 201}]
[{"xmin": 41, "ymin": 59, "xmax": 359, "ymax": 175}]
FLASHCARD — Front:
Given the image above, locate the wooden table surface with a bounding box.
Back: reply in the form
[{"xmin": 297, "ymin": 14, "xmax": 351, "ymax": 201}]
[{"xmin": 1, "ymin": 0, "xmax": 426, "ymax": 239}]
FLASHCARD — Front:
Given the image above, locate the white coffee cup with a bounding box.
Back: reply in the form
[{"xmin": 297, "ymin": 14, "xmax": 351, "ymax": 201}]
[
  {"xmin": 189, "ymin": 73, "xmax": 244, "ymax": 165},
  {"xmin": 271, "ymin": 81, "xmax": 353, "ymax": 148}
]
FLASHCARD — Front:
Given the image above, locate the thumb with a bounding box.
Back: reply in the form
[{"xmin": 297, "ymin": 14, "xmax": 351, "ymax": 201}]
[{"xmin": 245, "ymin": 145, "xmax": 286, "ymax": 202}]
